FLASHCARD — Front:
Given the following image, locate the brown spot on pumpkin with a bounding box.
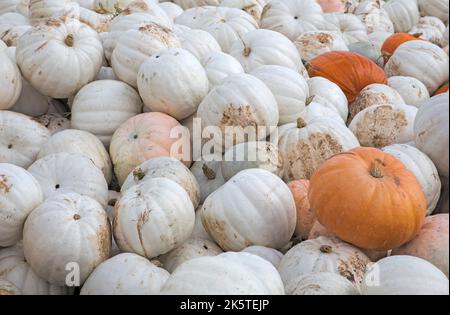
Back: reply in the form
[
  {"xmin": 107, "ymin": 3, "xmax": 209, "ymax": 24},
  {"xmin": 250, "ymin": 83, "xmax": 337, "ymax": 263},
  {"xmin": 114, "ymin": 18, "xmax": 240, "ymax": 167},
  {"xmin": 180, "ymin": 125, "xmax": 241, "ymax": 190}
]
[
  {"xmin": 337, "ymin": 253, "xmax": 369, "ymax": 285},
  {"xmin": 0, "ymin": 175, "xmax": 11, "ymax": 193},
  {"xmin": 137, "ymin": 210, "xmax": 151, "ymax": 257},
  {"xmin": 35, "ymin": 41, "xmax": 49, "ymax": 52},
  {"xmin": 45, "ymin": 19, "xmax": 63, "ymax": 27},
  {"xmin": 348, "ymin": 91, "xmax": 391, "ymax": 124},
  {"xmin": 137, "ymin": 23, "xmax": 175, "ymax": 46},
  {"xmin": 97, "ymin": 222, "xmax": 112, "ymax": 260},
  {"xmin": 220, "ymin": 105, "xmax": 259, "ymax": 128}
]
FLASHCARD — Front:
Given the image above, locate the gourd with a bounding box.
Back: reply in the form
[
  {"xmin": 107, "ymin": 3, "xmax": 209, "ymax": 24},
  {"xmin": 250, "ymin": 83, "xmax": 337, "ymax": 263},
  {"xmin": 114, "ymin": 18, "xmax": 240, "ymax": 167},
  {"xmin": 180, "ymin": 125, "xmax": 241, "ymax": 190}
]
[
  {"xmin": 298, "ymin": 101, "xmax": 345, "ymax": 124},
  {"xmin": 316, "ymin": 0, "xmax": 348, "ymax": 13},
  {"xmin": 78, "ymin": 7, "xmax": 113, "ymax": 32},
  {"xmin": 241, "ymin": 245, "xmax": 283, "ymax": 268},
  {"xmin": 287, "ymin": 180, "xmax": 315, "ymax": 240},
  {"xmin": 200, "ymin": 51, "xmax": 244, "ymax": 89},
  {"xmin": 294, "ymin": 31, "xmax": 349, "ymax": 62},
  {"xmin": 387, "ymin": 76, "xmax": 430, "ymax": 108},
  {"xmin": 0, "ymin": 12, "xmax": 31, "ymax": 47},
  {"xmin": 354, "ymin": 0, "xmax": 394, "ymax": 34},
  {"xmin": 286, "ymin": 272, "xmax": 360, "ymax": 295}
]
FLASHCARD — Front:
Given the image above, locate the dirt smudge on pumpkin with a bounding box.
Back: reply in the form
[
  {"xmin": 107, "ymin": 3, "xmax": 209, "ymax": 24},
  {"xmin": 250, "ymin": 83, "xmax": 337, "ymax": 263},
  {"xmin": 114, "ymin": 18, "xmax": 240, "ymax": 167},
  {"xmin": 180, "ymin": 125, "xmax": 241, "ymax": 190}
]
[
  {"xmin": 0, "ymin": 175, "xmax": 11, "ymax": 194},
  {"xmin": 136, "ymin": 210, "xmax": 151, "ymax": 257},
  {"xmin": 348, "ymin": 91, "xmax": 390, "ymax": 124},
  {"xmin": 220, "ymin": 105, "xmax": 260, "ymax": 129},
  {"xmin": 138, "ymin": 23, "xmax": 176, "ymax": 47},
  {"xmin": 97, "ymin": 222, "xmax": 112, "ymax": 260},
  {"xmin": 45, "ymin": 19, "xmax": 63, "ymax": 27},
  {"xmin": 337, "ymin": 253, "xmax": 369, "ymax": 284}
]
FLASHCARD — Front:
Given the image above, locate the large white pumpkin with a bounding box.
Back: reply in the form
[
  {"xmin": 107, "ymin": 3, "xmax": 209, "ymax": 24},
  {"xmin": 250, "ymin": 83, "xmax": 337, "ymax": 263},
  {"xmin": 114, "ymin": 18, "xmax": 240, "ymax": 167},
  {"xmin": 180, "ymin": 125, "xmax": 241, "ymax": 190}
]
[
  {"xmin": 80, "ymin": 253, "xmax": 169, "ymax": 295},
  {"xmin": 0, "ymin": 48, "xmax": 21, "ymax": 110},
  {"xmin": 71, "ymin": 80, "xmax": 142, "ymax": 147},
  {"xmin": 0, "ymin": 163, "xmax": 43, "ymax": 247},
  {"xmin": 28, "ymin": 153, "xmax": 109, "ymax": 208},
  {"xmin": 323, "ymin": 13, "xmax": 370, "ymax": 45},
  {"xmin": 0, "ymin": 111, "xmax": 51, "ymax": 168},
  {"xmin": 190, "ymin": 158, "xmax": 226, "ymax": 204},
  {"xmin": 161, "ymin": 252, "xmax": 285, "ymax": 295},
  {"xmin": 362, "ymin": 255, "xmax": 449, "ymax": 295},
  {"xmin": 418, "ymin": 0, "xmax": 449, "ymax": 23},
  {"xmin": 387, "ymin": 76, "xmax": 430, "ymax": 108},
  {"xmin": 241, "ymin": 245, "xmax": 283, "ymax": 268},
  {"xmin": 201, "ymin": 168, "xmax": 296, "ymax": 251},
  {"xmin": 16, "ymin": 18, "xmax": 103, "ymax": 99},
  {"xmin": 286, "ymin": 272, "xmax": 360, "ymax": 295},
  {"xmin": 383, "ymin": 0, "xmax": 420, "ymax": 33},
  {"xmin": 200, "ymin": 51, "xmax": 244, "ymax": 89},
  {"xmin": 173, "ymin": 24, "xmax": 221, "ymax": 61},
  {"xmin": 23, "ymin": 193, "xmax": 111, "ymax": 286},
  {"xmin": 113, "ymin": 178, "xmax": 195, "ymax": 259}
]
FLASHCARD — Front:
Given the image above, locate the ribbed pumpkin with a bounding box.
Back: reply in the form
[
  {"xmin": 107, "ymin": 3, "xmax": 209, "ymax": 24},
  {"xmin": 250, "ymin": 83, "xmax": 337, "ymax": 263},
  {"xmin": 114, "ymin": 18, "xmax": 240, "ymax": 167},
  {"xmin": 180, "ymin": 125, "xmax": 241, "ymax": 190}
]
[
  {"xmin": 307, "ymin": 51, "xmax": 387, "ymax": 103},
  {"xmin": 287, "ymin": 180, "xmax": 315, "ymax": 240},
  {"xmin": 309, "ymin": 147, "xmax": 426, "ymax": 251},
  {"xmin": 381, "ymin": 33, "xmax": 423, "ymax": 64}
]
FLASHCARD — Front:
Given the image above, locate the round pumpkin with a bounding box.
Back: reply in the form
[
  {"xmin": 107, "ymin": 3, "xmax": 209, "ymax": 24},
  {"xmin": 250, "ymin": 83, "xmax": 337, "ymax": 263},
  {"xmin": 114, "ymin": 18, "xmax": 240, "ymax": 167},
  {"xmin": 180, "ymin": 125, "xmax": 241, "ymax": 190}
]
[
  {"xmin": 324, "ymin": 12, "xmax": 370, "ymax": 45},
  {"xmin": 173, "ymin": 24, "xmax": 221, "ymax": 61},
  {"xmin": 159, "ymin": 2, "xmax": 184, "ymax": 22},
  {"xmin": 220, "ymin": 0, "xmax": 265, "ymax": 23},
  {"xmin": 418, "ymin": 0, "xmax": 449, "ymax": 23},
  {"xmin": 287, "ymin": 180, "xmax": 315, "ymax": 240},
  {"xmin": 200, "ymin": 51, "xmax": 244, "ymax": 89},
  {"xmin": 354, "ymin": 0, "xmax": 394, "ymax": 34},
  {"xmin": 286, "ymin": 272, "xmax": 360, "ymax": 295},
  {"xmin": 309, "ymin": 147, "xmax": 427, "ymax": 251},
  {"xmin": 383, "ymin": 0, "xmax": 420, "ymax": 33},
  {"xmin": 190, "ymin": 158, "xmax": 226, "ymax": 204},
  {"xmin": 387, "ymin": 76, "xmax": 430, "ymax": 108},
  {"xmin": 294, "ymin": 31, "xmax": 349, "ymax": 62},
  {"xmin": 380, "ymin": 32, "xmax": 423, "ymax": 64},
  {"xmin": 241, "ymin": 245, "xmax": 283, "ymax": 268}
]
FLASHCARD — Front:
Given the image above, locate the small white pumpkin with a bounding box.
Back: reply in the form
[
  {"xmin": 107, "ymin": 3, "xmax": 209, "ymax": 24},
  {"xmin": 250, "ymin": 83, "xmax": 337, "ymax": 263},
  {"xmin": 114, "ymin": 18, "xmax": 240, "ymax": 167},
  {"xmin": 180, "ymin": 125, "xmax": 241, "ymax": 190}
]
[
  {"xmin": 161, "ymin": 252, "xmax": 285, "ymax": 295},
  {"xmin": 383, "ymin": 0, "xmax": 420, "ymax": 33},
  {"xmin": 0, "ymin": 12, "xmax": 31, "ymax": 47},
  {"xmin": 387, "ymin": 76, "xmax": 430, "ymax": 108},
  {"xmin": 190, "ymin": 158, "xmax": 226, "ymax": 204},
  {"xmin": 348, "ymin": 41, "xmax": 384, "ymax": 67},
  {"xmin": 220, "ymin": 0, "xmax": 265, "ymax": 23},
  {"xmin": 349, "ymin": 103, "xmax": 418, "ymax": 148},
  {"xmin": 0, "ymin": 163, "xmax": 43, "ymax": 247},
  {"xmin": 286, "ymin": 272, "xmax": 360, "ymax": 295},
  {"xmin": 78, "ymin": 7, "xmax": 113, "ymax": 32},
  {"xmin": 137, "ymin": 48, "xmax": 209, "ymax": 120},
  {"xmin": 417, "ymin": 0, "xmax": 449, "ymax": 23},
  {"xmin": 121, "ymin": 156, "xmax": 201, "ymax": 209},
  {"xmin": 0, "ymin": 48, "xmax": 21, "ymax": 110},
  {"xmin": 80, "ymin": 253, "xmax": 169, "ymax": 295},
  {"xmin": 294, "ymin": 31, "xmax": 349, "ymax": 62},
  {"xmin": 0, "ymin": 0, "xmax": 27, "ymax": 15},
  {"xmin": 201, "ymin": 168, "xmax": 296, "ymax": 251},
  {"xmin": 362, "ymin": 255, "xmax": 449, "ymax": 295},
  {"xmin": 354, "ymin": 0, "xmax": 394, "ymax": 34},
  {"xmin": 159, "ymin": 2, "xmax": 184, "ymax": 22},
  {"xmin": 200, "ymin": 51, "xmax": 244, "ymax": 89},
  {"xmin": 323, "ymin": 13, "xmax": 370, "ymax": 45},
  {"xmin": 37, "ymin": 129, "xmax": 113, "ymax": 184},
  {"xmin": 368, "ymin": 30, "xmax": 393, "ymax": 51},
  {"xmin": 29, "ymin": 0, "xmax": 80, "ymax": 25},
  {"xmin": 119, "ymin": 0, "xmax": 173, "ymax": 28},
  {"xmin": 113, "ymin": 178, "xmax": 195, "ymax": 259},
  {"xmin": 383, "ymin": 144, "xmax": 441, "ymax": 215},
  {"xmin": 241, "ymin": 245, "xmax": 283, "ymax": 268},
  {"xmin": 23, "ymin": 193, "xmax": 111, "ymax": 286},
  {"xmin": 173, "ymin": 24, "xmax": 221, "ymax": 61},
  {"xmin": 298, "ymin": 101, "xmax": 345, "ymax": 124},
  {"xmin": 409, "ymin": 25, "xmax": 445, "ymax": 46}
]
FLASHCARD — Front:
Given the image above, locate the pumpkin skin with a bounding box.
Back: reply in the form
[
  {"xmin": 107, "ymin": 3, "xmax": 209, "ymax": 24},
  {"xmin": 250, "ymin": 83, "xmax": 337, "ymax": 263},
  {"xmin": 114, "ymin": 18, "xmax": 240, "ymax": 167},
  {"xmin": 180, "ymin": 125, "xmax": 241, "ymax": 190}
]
[
  {"xmin": 172, "ymin": 0, "xmax": 221, "ymax": 9},
  {"xmin": 161, "ymin": 252, "xmax": 285, "ymax": 295},
  {"xmin": 71, "ymin": 80, "xmax": 143, "ymax": 147},
  {"xmin": 418, "ymin": 0, "xmax": 449, "ymax": 23},
  {"xmin": 414, "ymin": 93, "xmax": 449, "ymax": 177},
  {"xmin": 307, "ymin": 51, "xmax": 388, "ymax": 104},
  {"xmin": 354, "ymin": 0, "xmax": 394, "ymax": 34},
  {"xmin": 220, "ymin": 0, "xmax": 266, "ymax": 23},
  {"xmin": 348, "ymin": 41, "xmax": 384, "ymax": 67},
  {"xmin": 287, "ymin": 180, "xmax": 315, "ymax": 240},
  {"xmin": 29, "ymin": 0, "xmax": 80, "ymax": 25},
  {"xmin": 78, "ymin": 7, "xmax": 113, "ymax": 32},
  {"xmin": 137, "ymin": 48, "xmax": 209, "ymax": 120},
  {"xmin": 201, "ymin": 169, "xmax": 296, "ymax": 251},
  {"xmin": 286, "ymin": 272, "xmax": 360, "ymax": 295},
  {"xmin": 37, "ymin": 129, "xmax": 113, "ymax": 184},
  {"xmin": 109, "ymin": 112, "xmax": 190, "ymax": 185},
  {"xmin": 159, "ymin": 2, "xmax": 184, "ymax": 22},
  {"xmin": 190, "ymin": 158, "xmax": 226, "ymax": 204},
  {"xmin": 95, "ymin": 66, "xmax": 118, "ymax": 81},
  {"xmin": 80, "ymin": 253, "xmax": 169, "ymax": 295},
  {"xmin": 0, "ymin": 279, "xmax": 21, "ymax": 295},
  {"xmin": 362, "ymin": 255, "xmax": 449, "ymax": 295},
  {"xmin": 307, "ymin": 77, "xmax": 349, "ymax": 121},
  {"xmin": 173, "ymin": 25, "xmax": 221, "ymax": 61},
  {"xmin": 387, "ymin": 76, "xmax": 430, "ymax": 108},
  {"xmin": 294, "ymin": 31, "xmax": 349, "ymax": 63},
  {"xmin": 0, "ymin": 163, "xmax": 43, "ymax": 247},
  {"xmin": 93, "ymin": 0, "xmax": 134, "ymax": 13},
  {"xmin": 34, "ymin": 114, "xmax": 71, "ymax": 135},
  {"xmin": 16, "ymin": 18, "xmax": 103, "ymax": 99},
  {"xmin": 241, "ymin": 245, "xmax": 283, "ymax": 268},
  {"xmin": 23, "ymin": 193, "xmax": 111, "ymax": 286},
  {"xmin": 409, "ymin": 16, "xmax": 446, "ymax": 46},
  {"xmin": 0, "ymin": 13, "xmax": 31, "ymax": 48},
  {"xmin": 384, "ymin": 40, "xmax": 449, "ymax": 94},
  {"xmin": 190, "ymin": 206, "xmax": 214, "ymax": 242},
  {"xmin": 316, "ymin": 0, "xmax": 347, "ymax": 13},
  {"xmin": 383, "ymin": 144, "xmax": 441, "ymax": 215},
  {"xmin": 0, "ymin": 111, "xmax": 51, "ymax": 168},
  {"xmin": 278, "ymin": 236, "xmax": 371, "ymax": 288},
  {"xmin": 380, "ymin": 32, "xmax": 423, "ymax": 64},
  {"xmin": 113, "ymin": 178, "xmax": 195, "ymax": 259},
  {"xmin": 121, "ymin": 156, "xmax": 201, "ymax": 209},
  {"xmin": 299, "ymin": 101, "xmax": 345, "ymax": 125},
  {"xmin": 392, "ymin": 214, "xmax": 448, "ymax": 276},
  {"xmin": 0, "ymin": 48, "xmax": 21, "ymax": 110},
  {"xmin": 200, "ymin": 51, "xmax": 244, "ymax": 89},
  {"xmin": 383, "ymin": 0, "xmax": 420, "ymax": 33},
  {"xmin": 309, "ymin": 147, "xmax": 427, "ymax": 251},
  {"xmin": 324, "ymin": 13, "xmax": 370, "ymax": 45}
]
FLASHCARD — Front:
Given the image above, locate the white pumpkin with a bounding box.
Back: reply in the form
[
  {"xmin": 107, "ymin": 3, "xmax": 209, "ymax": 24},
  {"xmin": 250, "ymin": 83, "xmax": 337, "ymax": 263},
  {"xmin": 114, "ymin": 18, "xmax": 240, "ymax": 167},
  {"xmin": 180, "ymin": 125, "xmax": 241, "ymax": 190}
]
[
  {"xmin": 137, "ymin": 48, "xmax": 209, "ymax": 120},
  {"xmin": 323, "ymin": 13, "xmax": 370, "ymax": 45},
  {"xmin": 0, "ymin": 243, "xmax": 71, "ymax": 295},
  {"xmin": 383, "ymin": 0, "xmax": 420, "ymax": 33},
  {"xmin": 190, "ymin": 207, "xmax": 214, "ymax": 241},
  {"xmin": 171, "ymin": 6, "xmax": 210, "ymax": 29},
  {"xmin": 384, "ymin": 40, "xmax": 449, "ymax": 94},
  {"xmin": 298, "ymin": 101, "xmax": 345, "ymax": 124},
  {"xmin": 71, "ymin": 80, "xmax": 142, "ymax": 147},
  {"xmin": 159, "ymin": 2, "xmax": 184, "ymax": 22},
  {"xmin": 368, "ymin": 30, "xmax": 392, "ymax": 50},
  {"xmin": 250, "ymin": 65, "xmax": 309, "ymax": 124},
  {"xmin": 414, "ymin": 93, "xmax": 449, "ymax": 177},
  {"xmin": 229, "ymin": 29, "xmax": 307, "ymax": 75},
  {"xmin": 28, "ymin": 153, "xmax": 109, "ymax": 207},
  {"xmin": 111, "ymin": 22, "xmax": 181, "ymax": 88},
  {"xmin": 349, "ymin": 103, "xmax": 418, "ymax": 148},
  {"xmin": 418, "ymin": 0, "xmax": 449, "ymax": 23},
  {"xmin": 190, "ymin": 158, "xmax": 226, "ymax": 204},
  {"xmin": 75, "ymin": 0, "xmax": 95, "ymax": 9},
  {"xmin": 387, "ymin": 76, "xmax": 430, "ymax": 108},
  {"xmin": 348, "ymin": 41, "xmax": 383, "ymax": 67},
  {"xmin": 0, "ymin": 12, "xmax": 31, "ymax": 47},
  {"xmin": 23, "ymin": 193, "xmax": 111, "ymax": 286},
  {"xmin": 158, "ymin": 238, "xmax": 223, "ymax": 273},
  {"xmin": 278, "ymin": 236, "xmax": 371, "ymax": 288},
  {"xmin": 279, "ymin": 117, "xmax": 359, "ymax": 181},
  {"xmin": 0, "ymin": 48, "xmax": 21, "ymax": 110},
  {"xmin": 113, "ymin": 178, "xmax": 195, "ymax": 259},
  {"xmin": 241, "ymin": 245, "xmax": 283, "ymax": 268},
  {"xmin": 80, "ymin": 253, "xmax": 169, "ymax": 295},
  {"xmin": 260, "ymin": 0, "xmax": 325, "ymax": 41},
  {"xmin": 161, "ymin": 252, "xmax": 285, "ymax": 295},
  {"xmin": 200, "ymin": 51, "xmax": 244, "ymax": 89},
  {"xmin": 34, "ymin": 114, "xmax": 70, "ymax": 135},
  {"xmin": 171, "ymin": 0, "xmax": 221, "ymax": 10},
  {"xmin": 0, "ymin": 111, "xmax": 51, "ymax": 168},
  {"xmin": 220, "ymin": 0, "xmax": 265, "ymax": 23},
  {"xmin": 307, "ymin": 76, "xmax": 349, "ymax": 121},
  {"xmin": 201, "ymin": 168, "xmax": 296, "ymax": 251},
  {"xmin": 414, "ymin": 15, "xmax": 446, "ymax": 33},
  {"xmin": 294, "ymin": 30, "xmax": 349, "ymax": 62},
  {"xmin": 16, "ymin": 18, "xmax": 103, "ymax": 99},
  {"xmin": 93, "ymin": 0, "xmax": 134, "ymax": 13},
  {"xmin": 0, "ymin": 279, "xmax": 21, "ymax": 295},
  {"xmin": 362, "ymin": 255, "xmax": 449, "ymax": 295},
  {"xmin": 121, "ymin": 156, "xmax": 201, "ymax": 209},
  {"xmin": 78, "ymin": 7, "xmax": 113, "ymax": 33},
  {"xmin": 383, "ymin": 144, "xmax": 441, "ymax": 215},
  {"xmin": 173, "ymin": 24, "xmax": 221, "ymax": 61},
  {"xmin": 409, "ymin": 24, "xmax": 445, "ymax": 46},
  {"xmin": 37, "ymin": 129, "xmax": 113, "ymax": 184},
  {"xmin": 286, "ymin": 272, "xmax": 360, "ymax": 295},
  {"xmin": 29, "ymin": 0, "xmax": 80, "ymax": 25},
  {"xmin": 354, "ymin": 0, "xmax": 394, "ymax": 34},
  {"xmin": 0, "ymin": 163, "xmax": 43, "ymax": 247},
  {"xmin": 348, "ymin": 83, "xmax": 405, "ymax": 123}
]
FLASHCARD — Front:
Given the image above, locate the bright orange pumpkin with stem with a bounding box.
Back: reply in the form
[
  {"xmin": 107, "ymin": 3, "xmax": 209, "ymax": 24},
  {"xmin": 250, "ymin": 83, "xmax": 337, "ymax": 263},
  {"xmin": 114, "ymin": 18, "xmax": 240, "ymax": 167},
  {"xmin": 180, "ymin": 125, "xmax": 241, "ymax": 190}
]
[
  {"xmin": 381, "ymin": 33, "xmax": 423, "ymax": 64},
  {"xmin": 308, "ymin": 147, "xmax": 426, "ymax": 251},
  {"xmin": 307, "ymin": 51, "xmax": 387, "ymax": 104},
  {"xmin": 287, "ymin": 180, "xmax": 315, "ymax": 240}
]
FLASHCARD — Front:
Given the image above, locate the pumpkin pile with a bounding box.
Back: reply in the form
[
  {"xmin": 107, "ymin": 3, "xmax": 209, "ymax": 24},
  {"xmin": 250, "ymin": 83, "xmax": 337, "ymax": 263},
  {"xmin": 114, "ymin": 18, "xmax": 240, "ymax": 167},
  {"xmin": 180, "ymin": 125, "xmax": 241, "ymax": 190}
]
[{"xmin": 0, "ymin": 0, "xmax": 449, "ymax": 296}]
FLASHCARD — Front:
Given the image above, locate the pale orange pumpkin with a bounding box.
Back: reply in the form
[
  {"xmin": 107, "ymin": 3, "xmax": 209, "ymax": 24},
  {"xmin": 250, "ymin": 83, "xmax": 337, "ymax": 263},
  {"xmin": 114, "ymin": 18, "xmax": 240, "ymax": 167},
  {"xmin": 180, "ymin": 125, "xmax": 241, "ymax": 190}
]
[
  {"xmin": 307, "ymin": 51, "xmax": 388, "ymax": 104},
  {"xmin": 309, "ymin": 147, "xmax": 426, "ymax": 251},
  {"xmin": 317, "ymin": 0, "xmax": 347, "ymax": 13},
  {"xmin": 381, "ymin": 33, "xmax": 423, "ymax": 64},
  {"xmin": 287, "ymin": 180, "xmax": 315, "ymax": 240}
]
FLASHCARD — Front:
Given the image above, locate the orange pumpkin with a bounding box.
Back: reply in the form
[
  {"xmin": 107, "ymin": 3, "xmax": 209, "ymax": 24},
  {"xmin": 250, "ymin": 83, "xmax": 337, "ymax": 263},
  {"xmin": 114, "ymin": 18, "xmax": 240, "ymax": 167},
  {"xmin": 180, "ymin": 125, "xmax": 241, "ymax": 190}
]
[
  {"xmin": 316, "ymin": 0, "xmax": 346, "ymax": 13},
  {"xmin": 381, "ymin": 33, "xmax": 423, "ymax": 64},
  {"xmin": 287, "ymin": 180, "xmax": 315, "ymax": 239},
  {"xmin": 307, "ymin": 51, "xmax": 388, "ymax": 104},
  {"xmin": 308, "ymin": 147, "xmax": 426, "ymax": 251},
  {"xmin": 434, "ymin": 83, "xmax": 449, "ymax": 96}
]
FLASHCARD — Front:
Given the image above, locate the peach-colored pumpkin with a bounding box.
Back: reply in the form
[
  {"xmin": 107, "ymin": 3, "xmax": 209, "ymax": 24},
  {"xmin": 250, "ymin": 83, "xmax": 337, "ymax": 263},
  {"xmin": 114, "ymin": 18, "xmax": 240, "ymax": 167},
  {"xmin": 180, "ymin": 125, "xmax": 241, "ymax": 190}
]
[
  {"xmin": 109, "ymin": 112, "xmax": 191, "ymax": 185},
  {"xmin": 288, "ymin": 180, "xmax": 315, "ymax": 240},
  {"xmin": 317, "ymin": 0, "xmax": 347, "ymax": 13},
  {"xmin": 392, "ymin": 214, "xmax": 449, "ymax": 277}
]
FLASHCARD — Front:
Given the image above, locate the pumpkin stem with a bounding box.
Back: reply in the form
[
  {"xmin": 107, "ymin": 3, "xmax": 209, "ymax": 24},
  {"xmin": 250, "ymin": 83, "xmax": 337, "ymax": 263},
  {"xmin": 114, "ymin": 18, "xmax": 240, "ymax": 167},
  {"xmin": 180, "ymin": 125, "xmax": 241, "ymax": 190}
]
[
  {"xmin": 297, "ymin": 117, "xmax": 307, "ymax": 129},
  {"xmin": 243, "ymin": 46, "xmax": 251, "ymax": 57},
  {"xmin": 370, "ymin": 163, "xmax": 384, "ymax": 178},
  {"xmin": 133, "ymin": 168, "xmax": 146, "ymax": 181},
  {"xmin": 411, "ymin": 32, "xmax": 423, "ymax": 38},
  {"xmin": 73, "ymin": 214, "xmax": 81, "ymax": 221},
  {"xmin": 202, "ymin": 164, "xmax": 216, "ymax": 180},
  {"xmin": 65, "ymin": 34, "xmax": 74, "ymax": 47},
  {"xmin": 305, "ymin": 95, "xmax": 315, "ymax": 106},
  {"xmin": 108, "ymin": 199, "xmax": 117, "ymax": 207},
  {"xmin": 320, "ymin": 245, "xmax": 332, "ymax": 253}
]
